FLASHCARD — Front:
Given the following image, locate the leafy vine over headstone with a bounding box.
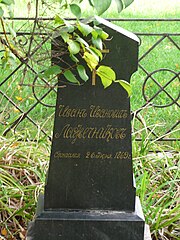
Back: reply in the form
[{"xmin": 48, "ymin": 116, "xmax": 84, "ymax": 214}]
[{"xmin": 0, "ymin": 0, "xmax": 134, "ymax": 96}]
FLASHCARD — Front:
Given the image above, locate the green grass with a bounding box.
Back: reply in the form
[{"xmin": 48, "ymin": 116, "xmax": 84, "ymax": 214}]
[
  {"xmin": 133, "ymin": 147, "xmax": 180, "ymax": 239},
  {"xmin": 0, "ymin": 134, "xmax": 50, "ymax": 239},
  {"xmin": 101, "ymin": 0, "xmax": 180, "ymax": 18},
  {"xmin": 0, "ymin": 133, "xmax": 179, "ymax": 239}
]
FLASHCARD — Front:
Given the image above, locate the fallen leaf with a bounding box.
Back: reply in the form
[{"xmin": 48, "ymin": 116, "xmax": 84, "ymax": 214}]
[
  {"xmin": 13, "ymin": 107, "xmax": 20, "ymax": 112},
  {"xmin": 175, "ymin": 63, "xmax": 179, "ymax": 69},
  {"xmin": 15, "ymin": 96, "xmax": 23, "ymax": 101},
  {"xmin": 1, "ymin": 228, "xmax": 7, "ymax": 236}
]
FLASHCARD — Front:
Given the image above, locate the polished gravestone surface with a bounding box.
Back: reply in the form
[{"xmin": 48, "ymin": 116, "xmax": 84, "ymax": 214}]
[{"xmin": 27, "ymin": 17, "xmax": 145, "ymax": 240}]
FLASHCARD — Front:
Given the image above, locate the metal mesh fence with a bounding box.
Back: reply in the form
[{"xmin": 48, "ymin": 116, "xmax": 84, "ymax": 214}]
[{"xmin": 0, "ymin": 18, "xmax": 179, "ymax": 142}]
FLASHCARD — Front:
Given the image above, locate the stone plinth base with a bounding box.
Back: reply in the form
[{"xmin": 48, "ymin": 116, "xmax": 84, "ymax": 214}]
[
  {"xmin": 27, "ymin": 196, "xmax": 145, "ymax": 240},
  {"xmin": 145, "ymin": 224, "xmax": 152, "ymax": 240}
]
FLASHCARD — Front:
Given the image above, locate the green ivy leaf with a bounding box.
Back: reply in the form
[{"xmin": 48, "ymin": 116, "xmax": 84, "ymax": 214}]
[
  {"xmin": 89, "ymin": 46, "xmax": 103, "ymax": 60},
  {"xmin": 93, "ymin": 26, "xmax": 103, "ymax": 35},
  {"xmin": 100, "ymin": 30, "xmax": 109, "ymax": 40},
  {"xmin": 1, "ymin": 0, "xmax": 14, "ymax": 5},
  {"xmin": 70, "ymin": 54, "xmax": 79, "ymax": 63},
  {"xmin": 77, "ymin": 65, "xmax": 89, "ymax": 82},
  {"xmin": 114, "ymin": 0, "xmax": 123, "ymax": 12},
  {"xmin": 83, "ymin": 51, "xmax": 98, "ymax": 70},
  {"xmin": 70, "ymin": 4, "xmax": 81, "ymax": 19},
  {"xmin": 88, "ymin": 0, "xmax": 94, "ymax": 7},
  {"xmin": 66, "ymin": 25, "xmax": 75, "ymax": 33},
  {"xmin": 0, "ymin": 7, "xmax": 4, "ymax": 17},
  {"xmin": 54, "ymin": 15, "xmax": 65, "ymax": 25},
  {"xmin": 76, "ymin": 35, "xmax": 89, "ymax": 48},
  {"xmin": 92, "ymin": 27, "xmax": 109, "ymax": 40},
  {"xmin": 77, "ymin": 22, "xmax": 93, "ymax": 36},
  {"xmin": 67, "ymin": 40, "xmax": 80, "ymax": 55},
  {"xmin": 64, "ymin": 70, "xmax": 79, "ymax": 84},
  {"xmin": 92, "ymin": 37, "xmax": 103, "ymax": 50},
  {"xmin": 116, "ymin": 80, "xmax": 132, "ymax": 97},
  {"xmin": 86, "ymin": 47, "xmax": 99, "ymax": 62},
  {"xmin": 43, "ymin": 65, "xmax": 62, "ymax": 78},
  {"xmin": 123, "ymin": 0, "xmax": 134, "ymax": 8},
  {"xmin": 93, "ymin": 0, "xmax": 112, "ymax": 15},
  {"xmin": 63, "ymin": 21, "xmax": 75, "ymax": 33},
  {"xmin": 91, "ymin": 30, "xmax": 99, "ymax": 39},
  {"xmin": 59, "ymin": 31, "xmax": 69, "ymax": 42},
  {"xmin": 97, "ymin": 66, "xmax": 116, "ymax": 88}
]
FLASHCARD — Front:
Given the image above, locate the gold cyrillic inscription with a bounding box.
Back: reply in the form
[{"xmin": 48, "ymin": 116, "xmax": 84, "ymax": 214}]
[
  {"xmin": 58, "ymin": 105, "xmax": 128, "ymax": 119},
  {"xmin": 56, "ymin": 124, "xmax": 127, "ymax": 144},
  {"xmin": 54, "ymin": 151, "xmax": 81, "ymax": 159},
  {"xmin": 58, "ymin": 105, "xmax": 87, "ymax": 118},
  {"xmin": 86, "ymin": 151, "xmax": 112, "ymax": 160},
  {"xmin": 85, "ymin": 151, "xmax": 131, "ymax": 160},
  {"xmin": 114, "ymin": 151, "xmax": 131, "ymax": 159},
  {"xmin": 90, "ymin": 105, "xmax": 128, "ymax": 119}
]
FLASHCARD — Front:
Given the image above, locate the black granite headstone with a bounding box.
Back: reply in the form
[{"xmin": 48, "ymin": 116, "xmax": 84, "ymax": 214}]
[{"xmin": 27, "ymin": 17, "xmax": 145, "ymax": 240}]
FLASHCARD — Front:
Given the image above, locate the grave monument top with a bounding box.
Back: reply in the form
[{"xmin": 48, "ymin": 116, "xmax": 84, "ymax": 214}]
[{"xmin": 27, "ymin": 17, "xmax": 146, "ymax": 240}]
